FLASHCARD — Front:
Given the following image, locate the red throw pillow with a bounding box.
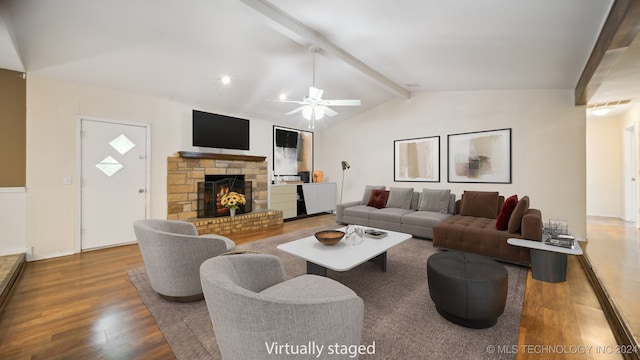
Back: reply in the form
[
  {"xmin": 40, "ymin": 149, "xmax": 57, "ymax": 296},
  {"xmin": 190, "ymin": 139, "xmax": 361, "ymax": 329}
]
[
  {"xmin": 367, "ymin": 189, "xmax": 390, "ymax": 209},
  {"xmin": 496, "ymin": 195, "xmax": 518, "ymax": 230}
]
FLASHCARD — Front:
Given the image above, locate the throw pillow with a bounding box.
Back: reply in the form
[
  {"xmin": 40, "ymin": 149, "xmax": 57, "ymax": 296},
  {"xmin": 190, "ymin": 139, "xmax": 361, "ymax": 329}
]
[
  {"xmin": 367, "ymin": 189, "xmax": 390, "ymax": 209},
  {"xmin": 496, "ymin": 195, "xmax": 518, "ymax": 230},
  {"xmin": 508, "ymin": 196, "xmax": 530, "ymax": 233},
  {"xmin": 459, "ymin": 191, "xmax": 500, "ymax": 218},
  {"xmin": 418, "ymin": 189, "xmax": 451, "ymax": 213},
  {"xmin": 385, "ymin": 187, "xmax": 414, "ymax": 210},
  {"xmin": 360, "ymin": 185, "xmax": 386, "ymax": 205}
]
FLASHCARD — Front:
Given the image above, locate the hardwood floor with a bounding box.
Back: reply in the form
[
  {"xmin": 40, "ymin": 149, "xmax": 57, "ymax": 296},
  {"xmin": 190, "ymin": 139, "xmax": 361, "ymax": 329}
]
[
  {"xmin": 0, "ymin": 243, "xmax": 173, "ymax": 359},
  {"xmin": 0, "ymin": 214, "xmax": 626, "ymax": 359},
  {"xmin": 585, "ymin": 216, "xmax": 640, "ymax": 353},
  {"xmin": 517, "ymin": 256, "xmax": 622, "ymax": 360}
]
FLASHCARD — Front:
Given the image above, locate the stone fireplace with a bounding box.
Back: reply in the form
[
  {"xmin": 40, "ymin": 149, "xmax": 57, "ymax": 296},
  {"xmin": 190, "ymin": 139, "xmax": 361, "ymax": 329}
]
[{"xmin": 167, "ymin": 152, "xmax": 282, "ymax": 235}]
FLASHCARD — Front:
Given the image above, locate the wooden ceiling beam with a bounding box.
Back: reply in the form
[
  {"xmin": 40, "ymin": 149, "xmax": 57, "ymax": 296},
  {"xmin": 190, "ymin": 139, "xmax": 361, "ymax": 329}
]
[
  {"xmin": 238, "ymin": 0, "xmax": 411, "ymax": 99},
  {"xmin": 575, "ymin": 0, "xmax": 640, "ymax": 105}
]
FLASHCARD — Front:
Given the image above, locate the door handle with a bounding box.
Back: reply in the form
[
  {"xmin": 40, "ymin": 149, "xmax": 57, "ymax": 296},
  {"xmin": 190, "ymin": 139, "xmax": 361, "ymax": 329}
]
[{"xmin": 138, "ymin": 189, "xmax": 145, "ymax": 193}]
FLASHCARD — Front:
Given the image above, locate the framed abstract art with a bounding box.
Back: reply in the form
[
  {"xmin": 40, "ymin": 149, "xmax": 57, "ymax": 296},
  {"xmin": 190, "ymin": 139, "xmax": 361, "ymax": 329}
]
[
  {"xmin": 447, "ymin": 128, "xmax": 512, "ymax": 183},
  {"xmin": 273, "ymin": 125, "xmax": 313, "ymax": 177},
  {"xmin": 394, "ymin": 136, "xmax": 440, "ymax": 182}
]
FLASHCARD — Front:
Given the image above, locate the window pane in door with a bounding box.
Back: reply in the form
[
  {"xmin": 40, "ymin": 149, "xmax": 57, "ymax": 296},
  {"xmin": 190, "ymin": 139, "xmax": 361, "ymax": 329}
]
[
  {"xmin": 109, "ymin": 134, "xmax": 136, "ymax": 155},
  {"xmin": 96, "ymin": 155, "xmax": 124, "ymax": 177}
]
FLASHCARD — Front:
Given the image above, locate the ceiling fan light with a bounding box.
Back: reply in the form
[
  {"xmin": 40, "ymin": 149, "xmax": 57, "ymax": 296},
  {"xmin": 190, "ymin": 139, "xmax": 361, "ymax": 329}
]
[
  {"xmin": 302, "ymin": 107, "xmax": 313, "ymax": 120},
  {"xmin": 314, "ymin": 107, "xmax": 325, "ymax": 120}
]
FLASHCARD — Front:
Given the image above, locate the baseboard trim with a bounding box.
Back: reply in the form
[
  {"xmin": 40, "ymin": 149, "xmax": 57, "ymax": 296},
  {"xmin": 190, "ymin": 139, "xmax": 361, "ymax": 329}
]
[
  {"xmin": 578, "ymin": 255, "xmax": 639, "ymax": 360},
  {"xmin": 28, "ymin": 250, "xmax": 76, "ymax": 262}
]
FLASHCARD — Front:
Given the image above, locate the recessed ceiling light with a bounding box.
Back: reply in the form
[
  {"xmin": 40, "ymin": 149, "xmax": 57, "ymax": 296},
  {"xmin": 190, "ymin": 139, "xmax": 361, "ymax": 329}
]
[
  {"xmin": 590, "ymin": 108, "xmax": 611, "ymax": 116},
  {"xmin": 221, "ymin": 75, "xmax": 231, "ymax": 85},
  {"xmin": 279, "ymin": 93, "xmax": 287, "ymax": 101}
]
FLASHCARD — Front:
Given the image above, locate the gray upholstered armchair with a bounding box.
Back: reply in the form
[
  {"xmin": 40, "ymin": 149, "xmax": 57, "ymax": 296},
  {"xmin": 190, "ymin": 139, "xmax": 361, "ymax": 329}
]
[
  {"xmin": 133, "ymin": 219, "xmax": 235, "ymax": 302},
  {"xmin": 200, "ymin": 253, "xmax": 364, "ymax": 360}
]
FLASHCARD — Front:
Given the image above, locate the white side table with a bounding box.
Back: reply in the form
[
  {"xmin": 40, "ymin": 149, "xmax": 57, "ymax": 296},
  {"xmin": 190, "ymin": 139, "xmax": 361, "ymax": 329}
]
[{"xmin": 507, "ymin": 236, "xmax": 583, "ymax": 283}]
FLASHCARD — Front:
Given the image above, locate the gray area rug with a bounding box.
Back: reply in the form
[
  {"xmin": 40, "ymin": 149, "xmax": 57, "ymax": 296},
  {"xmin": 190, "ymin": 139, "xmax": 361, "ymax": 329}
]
[{"xmin": 129, "ymin": 224, "xmax": 527, "ymax": 360}]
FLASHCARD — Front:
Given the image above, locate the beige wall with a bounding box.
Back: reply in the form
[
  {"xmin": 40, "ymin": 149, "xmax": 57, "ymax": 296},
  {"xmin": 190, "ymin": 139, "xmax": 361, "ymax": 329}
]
[
  {"xmin": 622, "ymin": 103, "xmax": 640, "ymax": 129},
  {"xmin": 586, "ymin": 103, "xmax": 640, "ymax": 220},
  {"xmin": 317, "ymin": 90, "xmax": 588, "ymax": 240},
  {"xmin": 13, "ymin": 75, "xmax": 591, "ymax": 257},
  {"xmin": 24, "ymin": 74, "xmax": 275, "ymax": 259},
  {"xmin": 586, "ymin": 115, "xmax": 624, "ymax": 217}
]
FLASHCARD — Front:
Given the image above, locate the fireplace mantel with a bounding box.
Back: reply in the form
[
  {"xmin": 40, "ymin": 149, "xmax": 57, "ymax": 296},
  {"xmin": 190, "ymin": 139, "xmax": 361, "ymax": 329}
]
[{"xmin": 178, "ymin": 151, "xmax": 266, "ymax": 162}]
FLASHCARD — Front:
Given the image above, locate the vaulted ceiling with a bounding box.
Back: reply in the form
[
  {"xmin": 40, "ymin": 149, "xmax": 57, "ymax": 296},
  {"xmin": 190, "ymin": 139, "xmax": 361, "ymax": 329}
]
[{"xmin": 1, "ymin": 0, "xmax": 637, "ymax": 128}]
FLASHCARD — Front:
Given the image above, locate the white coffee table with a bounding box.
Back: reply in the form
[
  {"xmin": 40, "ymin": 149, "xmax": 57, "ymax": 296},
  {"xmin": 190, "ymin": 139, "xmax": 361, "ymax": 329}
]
[{"xmin": 277, "ymin": 227, "xmax": 412, "ymax": 276}]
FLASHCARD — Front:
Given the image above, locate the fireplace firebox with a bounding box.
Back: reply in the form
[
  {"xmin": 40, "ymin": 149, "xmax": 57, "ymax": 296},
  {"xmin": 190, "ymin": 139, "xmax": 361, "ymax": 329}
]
[{"xmin": 197, "ymin": 175, "xmax": 252, "ymax": 218}]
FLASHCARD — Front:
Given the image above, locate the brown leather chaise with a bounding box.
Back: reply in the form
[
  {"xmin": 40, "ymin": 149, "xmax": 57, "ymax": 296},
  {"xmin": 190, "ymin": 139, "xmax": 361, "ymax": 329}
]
[{"xmin": 432, "ymin": 191, "xmax": 543, "ymax": 265}]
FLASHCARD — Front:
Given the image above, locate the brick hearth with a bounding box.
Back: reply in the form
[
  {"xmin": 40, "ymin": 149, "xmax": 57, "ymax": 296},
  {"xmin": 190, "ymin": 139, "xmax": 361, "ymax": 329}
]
[{"xmin": 166, "ymin": 152, "xmax": 283, "ymax": 235}]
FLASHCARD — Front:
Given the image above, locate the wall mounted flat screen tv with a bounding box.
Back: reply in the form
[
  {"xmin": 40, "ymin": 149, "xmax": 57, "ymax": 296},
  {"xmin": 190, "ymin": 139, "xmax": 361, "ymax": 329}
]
[{"xmin": 192, "ymin": 110, "xmax": 250, "ymax": 150}]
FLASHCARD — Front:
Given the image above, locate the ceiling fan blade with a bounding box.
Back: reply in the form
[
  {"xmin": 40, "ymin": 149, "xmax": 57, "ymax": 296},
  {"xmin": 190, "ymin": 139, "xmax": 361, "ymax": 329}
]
[
  {"xmin": 267, "ymin": 99, "xmax": 306, "ymax": 104},
  {"xmin": 285, "ymin": 106, "xmax": 306, "ymax": 115},
  {"xmin": 309, "ymin": 86, "xmax": 324, "ymax": 100},
  {"xmin": 319, "ymin": 105, "xmax": 338, "ymax": 117},
  {"xmin": 323, "ymin": 99, "xmax": 361, "ymax": 106}
]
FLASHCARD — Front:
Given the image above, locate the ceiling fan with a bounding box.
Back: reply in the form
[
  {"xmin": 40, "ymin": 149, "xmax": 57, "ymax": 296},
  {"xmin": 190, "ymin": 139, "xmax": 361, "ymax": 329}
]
[{"xmin": 276, "ymin": 48, "xmax": 361, "ymax": 129}]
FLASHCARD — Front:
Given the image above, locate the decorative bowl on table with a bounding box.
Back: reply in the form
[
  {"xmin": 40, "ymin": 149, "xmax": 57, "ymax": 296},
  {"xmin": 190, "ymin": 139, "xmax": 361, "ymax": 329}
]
[{"xmin": 314, "ymin": 230, "xmax": 345, "ymax": 246}]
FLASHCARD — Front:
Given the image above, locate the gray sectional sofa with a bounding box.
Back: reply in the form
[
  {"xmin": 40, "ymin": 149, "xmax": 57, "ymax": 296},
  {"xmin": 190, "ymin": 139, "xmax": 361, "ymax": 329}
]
[
  {"xmin": 337, "ymin": 187, "xmax": 544, "ymax": 266},
  {"xmin": 336, "ymin": 186, "xmax": 456, "ymax": 239}
]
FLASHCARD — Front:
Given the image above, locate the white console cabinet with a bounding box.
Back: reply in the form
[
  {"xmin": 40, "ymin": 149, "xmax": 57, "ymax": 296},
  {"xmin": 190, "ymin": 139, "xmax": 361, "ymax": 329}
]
[
  {"xmin": 270, "ymin": 183, "xmax": 337, "ymax": 220},
  {"xmin": 300, "ymin": 183, "xmax": 337, "ymax": 215}
]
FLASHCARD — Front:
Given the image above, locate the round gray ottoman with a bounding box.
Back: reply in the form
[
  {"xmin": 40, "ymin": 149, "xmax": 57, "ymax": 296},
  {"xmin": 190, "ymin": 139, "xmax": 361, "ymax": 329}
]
[{"xmin": 427, "ymin": 251, "xmax": 508, "ymax": 329}]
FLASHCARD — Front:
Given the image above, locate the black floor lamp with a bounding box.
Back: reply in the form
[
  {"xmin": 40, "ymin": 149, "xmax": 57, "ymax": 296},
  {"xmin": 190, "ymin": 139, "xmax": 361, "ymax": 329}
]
[{"xmin": 340, "ymin": 161, "xmax": 350, "ymax": 204}]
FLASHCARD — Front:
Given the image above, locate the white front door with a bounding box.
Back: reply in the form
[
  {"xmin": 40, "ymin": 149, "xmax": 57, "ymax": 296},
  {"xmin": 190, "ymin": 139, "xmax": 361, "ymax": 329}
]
[{"xmin": 81, "ymin": 119, "xmax": 148, "ymax": 250}]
